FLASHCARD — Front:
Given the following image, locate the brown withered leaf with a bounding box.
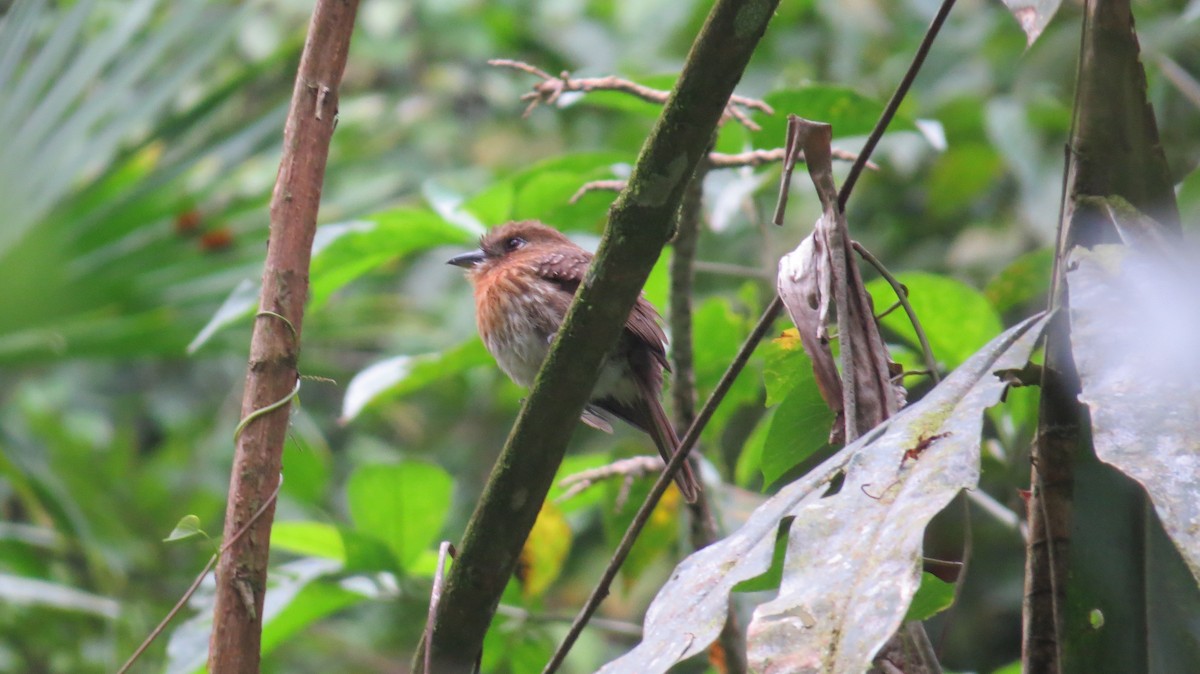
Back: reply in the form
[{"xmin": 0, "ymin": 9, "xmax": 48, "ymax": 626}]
[{"xmin": 776, "ymin": 117, "xmax": 903, "ymax": 443}]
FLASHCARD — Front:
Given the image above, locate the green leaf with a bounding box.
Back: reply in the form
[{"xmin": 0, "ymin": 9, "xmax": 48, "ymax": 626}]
[
  {"xmin": 904, "ymin": 571, "xmax": 956, "ymax": 621},
  {"xmin": 341, "ymin": 339, "xmax": 492, "ymax": 422},
  {"xmin": 164, "ymin": 514, "xmax": 205, "ymax": 543},
  {"xmin": 692, "ymin": 297, "xmax": 760, "ymax": 445},
  {"xmin": 735, "ymin": 409, "xmax": 773, "ymax": 488},
  {"xmin": 762, "ymin": 329, "xmax": 810, "ymax": 407},
  {"xmin": 732, "ymin": 517, "xmax": 792, "ymax": 593},
  {"xmin": 753, "ymin": 85, "xmax": 916, "ymax": 149},
  {"xmin": 260, "ymin": 579, "xmax": 368, "ymax": 657},
  {"xmin": 926, "ymin": 143, "xmax": 1004, "ymax": 218},
  {"xmin": 309, "ymin": 208, "xmax": 476, "ymax": 309},
  {"xmin": 187, "ymin": 278, "xmax": 258, "ymax": 354},
  {"xmin": 498, "ymin": 152, "xmax": 630, "ymax": 232},
  {"xmin": 547, "ymin": 452, "xmax": 612, "ymax": 514},
  {"xmin": 984, "ymin": 247, "xmax": 1054, "ymax": 314},
  {"xmin": 760, "ymin": 374, "xmax": 834, "ymax": 487},
  {"xmin": 271, "ymin": 521, "xmax": 345, "ymax": 562},
  {"xmin": 866, "ymin": 272, "xmax": 1003, "ymax": 370},
  {"xmin": 346, "ymin": 461, "xmax": 453, "ymax": 570}
]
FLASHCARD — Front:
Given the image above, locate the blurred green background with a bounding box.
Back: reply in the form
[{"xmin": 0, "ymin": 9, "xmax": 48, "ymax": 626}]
[{"xmin": 0, "ymin": 0, "xmax": 1197, "ymax": 671}]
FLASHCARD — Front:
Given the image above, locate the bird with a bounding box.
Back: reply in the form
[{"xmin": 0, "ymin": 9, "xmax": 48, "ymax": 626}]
[{"xmin": 447, "ymin": 220, "xmax": 701, "ymax": 503}]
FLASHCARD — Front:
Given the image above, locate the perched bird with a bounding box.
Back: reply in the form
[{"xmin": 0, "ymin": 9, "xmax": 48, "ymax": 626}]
[{"xmin": 447, "ymin": 220, "xmax": 701, "ymax": 502}]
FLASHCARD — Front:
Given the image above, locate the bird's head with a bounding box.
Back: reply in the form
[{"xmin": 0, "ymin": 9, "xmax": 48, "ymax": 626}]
[{"xmin": 447, "ymin": 220, "xmax": 573, "ymax": 273}]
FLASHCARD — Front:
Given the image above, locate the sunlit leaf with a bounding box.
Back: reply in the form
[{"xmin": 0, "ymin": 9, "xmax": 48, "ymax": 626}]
[
  {"xmin": 341, "ymin": 338, "xmax": 492, "ymax": 422},
  {"xmin": 0, "ymin": 572, "xmax": 120, "ymax": 619},
  {"xmin": 187, "ymin": 278, "xmax": 258, "ymax": 354},
  {"xmin": 517, "ymin": 501, "xmax": 571, "ymax": 599},
  {"xmin": 165, "ymin": 557, "xmax": 373, "ymax": 674},
  {"xmin": 309, "ymin": 209, "xmax": 476, "ymax": 309},
  {"xmin": 271, "ymin": 521, "xmax": 346, "ymax": 562},
  {"xmin": 163, "ymin": 514, "xmax": 206, "ymax": 543}
]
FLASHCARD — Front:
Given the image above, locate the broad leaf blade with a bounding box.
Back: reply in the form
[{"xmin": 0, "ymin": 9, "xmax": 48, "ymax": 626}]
[
  {"xmin": 1068, "ymin": 245, "xmax": 1200, "ymax": 583},
  {"xmin": 596, "ymin": 314, "xmax": 1048, "ymax": 674}
]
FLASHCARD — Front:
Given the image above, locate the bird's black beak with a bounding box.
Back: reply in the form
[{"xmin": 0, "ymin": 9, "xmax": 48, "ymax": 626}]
[{"xmin": 447, "ymin": 249, "xmax": 486, "ymax": 268}]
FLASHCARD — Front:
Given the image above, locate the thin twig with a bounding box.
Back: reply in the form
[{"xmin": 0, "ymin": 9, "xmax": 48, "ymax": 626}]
[
  {"xmin": 671, "ymin": 162, "xmax": 705, "ymax": 431},
  {"xmin": 852, "ymin": 240, "xmax": 940, "ymax": 384},
  {"xmin": 543, "ymin": 298, "xmax": 783, "ymax": 674},
  {"xmin": 555, "ymin": 456, "xmax": 664, "ymax": 503},
  {"xmin": 496, "ymin": 605, "xmax": 642, "ymax": 637},
  {"xmin": 693, "ymin": 260, "xmax": 773, "ymax": 280},
  {"xmin": 708, "ymin": 147, "xmax": 873, "ymax": 169},
  {"xmin": 569, "ymin": 179, "xmax": 626, "ymax": 204},
  {"xmin": 837, "ymin": 0, "xmax": 958, "ymax": 212},
  {"xmin": 117, "ymin": 480, "xmax": 283, "ymax": 674},
  {"xmin": 489, "ymin": 58, "xmax": 772, "ymax": 130}
]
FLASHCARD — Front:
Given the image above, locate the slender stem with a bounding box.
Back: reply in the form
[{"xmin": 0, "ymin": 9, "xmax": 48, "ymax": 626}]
[
  {"xmin": 117, "ymin": 481, "xmax": 282, "ymax": 674},
  {"xmin": 543, "ymin": 298, "xmax": 782, "ymax": 674},
  {"xmin": 852, "ymin": 241, "xmax": 940, "ymax": 383},
  {"xmin": 836, "ymin": 0, "xmax": 958, "ymax": 211},
  {"xmin": 671, "ymin": 165, "xmax": 704, "ymax": 430}
]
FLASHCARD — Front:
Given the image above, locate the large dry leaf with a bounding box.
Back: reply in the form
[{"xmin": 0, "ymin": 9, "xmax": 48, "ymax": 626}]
[
  {"xmin": 595, "ymin": 314, "xmax": 1049, "ymax": 674},
  {"xmin": 1068, "ymin": 244, "xmax": 1200, "ymax": 583}
]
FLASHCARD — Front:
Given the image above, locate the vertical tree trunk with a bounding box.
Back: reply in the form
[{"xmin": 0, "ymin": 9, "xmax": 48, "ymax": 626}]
[
  {"xmin": 207, "ymin": 2, "xmax": 359, "ymax": 671},
  {"xmin": 1022, "ymin": 0, "xmax": 1178, "ymax": 671}
]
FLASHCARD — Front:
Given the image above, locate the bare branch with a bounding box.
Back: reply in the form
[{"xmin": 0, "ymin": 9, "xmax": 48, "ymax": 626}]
[
  {"xmin": 708, "ymin": 147, "xmax": 872, "ymax": 169},
  {"xmin": 569, "ymin": 179, "xmax": 626, "ymax": 204},
  {"xmin": 555, "ymin": 456, "xmax": 665, "ymax": 504},
  {"xmin": 489, "ymin": 58, "xmax": 772, "ymax": 131}
]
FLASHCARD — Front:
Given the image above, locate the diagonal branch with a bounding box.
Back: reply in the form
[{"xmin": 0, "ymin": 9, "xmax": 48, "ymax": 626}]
[{"xmin": 490, "ymin": 58, "xmax": 773, "ymax": 131}]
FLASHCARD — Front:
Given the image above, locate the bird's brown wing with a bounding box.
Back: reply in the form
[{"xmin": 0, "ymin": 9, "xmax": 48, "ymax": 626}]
[{"xmin": 532, "ymin": 248, "xmax": 669, "ymax": 370}]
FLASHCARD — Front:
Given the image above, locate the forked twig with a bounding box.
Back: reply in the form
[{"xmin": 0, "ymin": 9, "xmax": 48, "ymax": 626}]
[
  {"xmin": 490, "ymin": 58, "xmax": 773, "ymax": 130},
  {"xmin": 851, "ymin": 240, "xmax": 940, "ymax": 383}
]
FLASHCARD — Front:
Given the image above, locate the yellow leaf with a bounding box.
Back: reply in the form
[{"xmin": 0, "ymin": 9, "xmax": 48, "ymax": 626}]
[{"xmin": 516, "ymin": 501, "xmax": 571, "ymax": 600}]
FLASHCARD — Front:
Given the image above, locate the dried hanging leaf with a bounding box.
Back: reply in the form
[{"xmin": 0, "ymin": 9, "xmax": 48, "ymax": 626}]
[
  {"xmin": 594, "ymin": 314, "xmax": 1048, "ymax": 674},
  {"xmin": 1068, "ymin": 244, "xmax": 1200, "ymax": 583},
  {"xmin": 776, "ymin": 117, "xmax": 903, "ymax": 444}
]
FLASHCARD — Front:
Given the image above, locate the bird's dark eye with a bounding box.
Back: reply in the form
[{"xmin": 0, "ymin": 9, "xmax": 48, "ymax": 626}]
[{"xmin": 505, "ymin": 236, "xmax": 526, "ymax": 251}]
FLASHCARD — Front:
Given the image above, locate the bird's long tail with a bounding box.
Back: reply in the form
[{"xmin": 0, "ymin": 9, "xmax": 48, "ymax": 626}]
[{"xmin": 640, "ymin": 383, "xmax": 702, "ymax": 504}]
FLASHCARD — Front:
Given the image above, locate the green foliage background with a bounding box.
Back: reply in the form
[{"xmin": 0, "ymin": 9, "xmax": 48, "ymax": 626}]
[{"xmin": 0, "ymin": 0, "xmax": 1197, "ymax": 672}]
